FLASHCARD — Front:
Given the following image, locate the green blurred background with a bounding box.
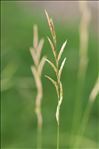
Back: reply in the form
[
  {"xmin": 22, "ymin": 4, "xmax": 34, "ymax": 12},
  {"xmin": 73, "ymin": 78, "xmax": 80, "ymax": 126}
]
[{"xmin": 1, "ymin": 1, "xmax": 99, "ymax": 149}]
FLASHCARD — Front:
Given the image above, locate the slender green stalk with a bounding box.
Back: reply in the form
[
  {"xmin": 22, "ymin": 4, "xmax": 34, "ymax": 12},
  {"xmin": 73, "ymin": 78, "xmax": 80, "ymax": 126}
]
[
  {"xmin": 71, "ymin": 1, "xmax": 91, "ymax": 147},
  {"xmin": 74, "ymin": 101, "xmax": 92, "ymax": 148},
  {"xmin": 57, "ymin": 120, "xmax": 60, "ymax": 149},
  {"xmin": 37, "ymin": 126, "xmax": 42, "ymax": 149},
  {"xmin": 45, "ymin": 10, "xmax": 67, "ymax": 149},
  {"xmin": 74, "ymin": 76, "xmax": 99, "ymax": 148}
]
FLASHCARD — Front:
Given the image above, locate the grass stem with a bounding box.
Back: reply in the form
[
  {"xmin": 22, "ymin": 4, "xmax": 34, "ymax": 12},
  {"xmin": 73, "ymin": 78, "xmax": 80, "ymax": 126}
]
[
  {"xmin": 37, "ymin": 126, "xmax": 42, "ymax": 149},
  {"xmin": 57, "ymin": 116, "xmax": 60, "ymax": 149}
]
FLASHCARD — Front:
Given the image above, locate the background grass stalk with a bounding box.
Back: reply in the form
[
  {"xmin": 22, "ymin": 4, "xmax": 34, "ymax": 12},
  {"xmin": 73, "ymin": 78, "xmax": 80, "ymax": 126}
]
[
  {"xmin": 71, "ymin": 1, "xmax": 91, "ymax": 147},
  {"xmin": 30, "ymin": 25, "xmax": 46, "ymax": 149},
  {"xmin": 45, "ymin": 10, "xmax": 67, "ymax": 149},
  {"xmin": 74, "ymin": 77, "xmax": 99, "ymax": 148}
]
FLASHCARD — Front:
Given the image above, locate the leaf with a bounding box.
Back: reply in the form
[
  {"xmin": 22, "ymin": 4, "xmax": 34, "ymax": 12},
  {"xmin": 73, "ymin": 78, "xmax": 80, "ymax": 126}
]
[
  {"xmin": 1, "ymin": 62, "xmax": 17, "ymax": 92},
  {"xmin": 57, "ymin": 40, "xmax": 67, "ymax": 62},
  {"xmin": 1, "ymin": 62, "xmax": 18, "ymax": 80},
  {"xmin": 47, "ymin": 36, "xmax": 56, "ymax": 59},
  {"xmin": 58, "ymin": 57, "xmax": 66, "ymax": 80},
  {"xmin": 45, "ymin": 58, "xmax": 57, "ymax": 74},
  {"xmin": 36, "ymin": 38, "xmax": 44, "ymax": 61},
  {"xmin": 1, "ymin": 78, "xmax": 13, "ymax": 92},
  {"xmin": 33, "ymin": 25, "xmax": 38, "ymax": 49},
  {"xmin": 38, "ymin": 56, "xmax": 46, "ymax": 77},
  {"xmin": 45, "ymin": 75, "xmax": 59, "ymax": 98},
  {"xmin": 30, "ymin": 48, "xmax": 38, "ymax": 66}
]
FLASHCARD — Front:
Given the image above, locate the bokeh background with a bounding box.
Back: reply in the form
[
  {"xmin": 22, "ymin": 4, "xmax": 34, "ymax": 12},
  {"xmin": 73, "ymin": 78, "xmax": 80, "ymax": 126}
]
[{"xmin": 1, "ymin": 1, "xmax": 99, "ymax": 149}]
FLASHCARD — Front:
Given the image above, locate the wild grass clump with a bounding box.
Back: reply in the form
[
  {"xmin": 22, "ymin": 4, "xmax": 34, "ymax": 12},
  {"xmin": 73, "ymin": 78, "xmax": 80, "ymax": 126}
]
[
  {"xmin": 30, "ymin": 25, "xmax": 46, "ymax": 149},
  {"xmin": 45, "ymin": 10, "xmax": 67, "ymax": 149}
]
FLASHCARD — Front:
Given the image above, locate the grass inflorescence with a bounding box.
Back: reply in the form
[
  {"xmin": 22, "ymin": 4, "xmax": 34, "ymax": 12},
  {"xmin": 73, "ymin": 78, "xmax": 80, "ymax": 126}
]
[
  {"xmin": 45, "ymin": 10, "xmax": 67, "ymax": 149},
  {"xmin": 30, "ymin": 25, "xmax": 46, "ymax": 149}
]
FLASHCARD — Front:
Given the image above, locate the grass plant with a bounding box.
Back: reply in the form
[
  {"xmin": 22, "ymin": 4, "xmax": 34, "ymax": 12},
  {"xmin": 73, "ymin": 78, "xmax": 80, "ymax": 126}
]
[
  {"xmin": 30, "ymin": 25, "xmax": 46, "ymax": 149},
  {"xmin": 45, "ymin": 10, "xmax": 67, "ymax": 149}
]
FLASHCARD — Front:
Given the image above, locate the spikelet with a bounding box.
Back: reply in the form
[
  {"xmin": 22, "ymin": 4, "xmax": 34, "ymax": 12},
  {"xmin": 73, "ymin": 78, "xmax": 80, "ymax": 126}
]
[
  {"xmin": 45, "ymin": 10, "xmax": 56, "ymax": 46},
  {"xmin": 33, "ymin": 25, "xmax": 38, "ymax": 49},
  {"xmin": 45, "ymin": 10, "xmax": 67, "ymax": 126},
  {"xmin": 45, "ymin": 58, "xmax": 57, "ymax": 74},
  {"xmin": 30, "ymin": 25, "xmax": 46, "ymax": 130},
  {"xmin": 57, "ymin": 40, "xmax": 67, "ymax": 62},
  {"xmin": 47, "ymin": 36, "xmax": 56, "ymax": 59},
  {"xmin": 45, "ymin": 75, "xmax": 59, "ymax": 98},
  {"xmin": 58, "ymin": 58, "xmax": 66, "ymax": 81}
]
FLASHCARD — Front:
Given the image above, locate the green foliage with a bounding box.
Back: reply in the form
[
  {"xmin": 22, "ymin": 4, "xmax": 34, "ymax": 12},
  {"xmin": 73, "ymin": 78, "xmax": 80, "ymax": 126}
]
[{"xmin": 1, "ymin": 2, "xmax": 99, "ymax": 149}]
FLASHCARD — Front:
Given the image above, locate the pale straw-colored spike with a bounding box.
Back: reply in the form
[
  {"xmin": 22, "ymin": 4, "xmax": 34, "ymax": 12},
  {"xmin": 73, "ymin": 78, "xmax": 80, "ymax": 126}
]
[
  {"xmin": 89, "ymin": 77, "xmax": 99, "ymax": 102},
  {"xmin": 37, "ymin": 39, "xmax": 44, "ymax": 62},
  {"xmin": 50, "ymin": 18, "xmax": 56, "ymax": 45},
  {"xmin": 31, "ymin": 66, "xmax": 39, "ymax": 89},
  {"xmin": 30, "ymin": 48, "xmax": 38, "ymax": 66},
  {"xmin": 58, "ymin": 57, "xmax": 66, "ymax": 80},
  {"xmin": 45, "ymin": 10, "xmax": 53, "ymax": 36},
  {"xmin": 45, "ymin": 75, "xmax": 59, "ymax": 98},
  {"xmin": 57, "ymin": 40, "xmax": 67, "ymax": 62},
  {"xmin": 45, "ymin": 10, "xmax": 51, "ymax": 31},
  {"xmin": 30, "ymin": 24, "xmax": 46, "ymax": 149},
  {"xmin": 38, "ymin": 57, "xmax": 46, "ymax": 77},
  {"xmin": 45, "ymin": 58, "xmax": 57, "ymax": 74},
  {"xmin": 47, "ymin": 36, "xmax": 56, "ymax": 59},
  {"xmin": 31, "ymin": 66, "xmax": 43, "ymax": 129},
  {"xmin": 45, "ymin": 10, "xmax": 56, "ymax": 45},
  {"xmin": 33, "ymin": 25, "xmax": 38, "ymax": 49}
]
